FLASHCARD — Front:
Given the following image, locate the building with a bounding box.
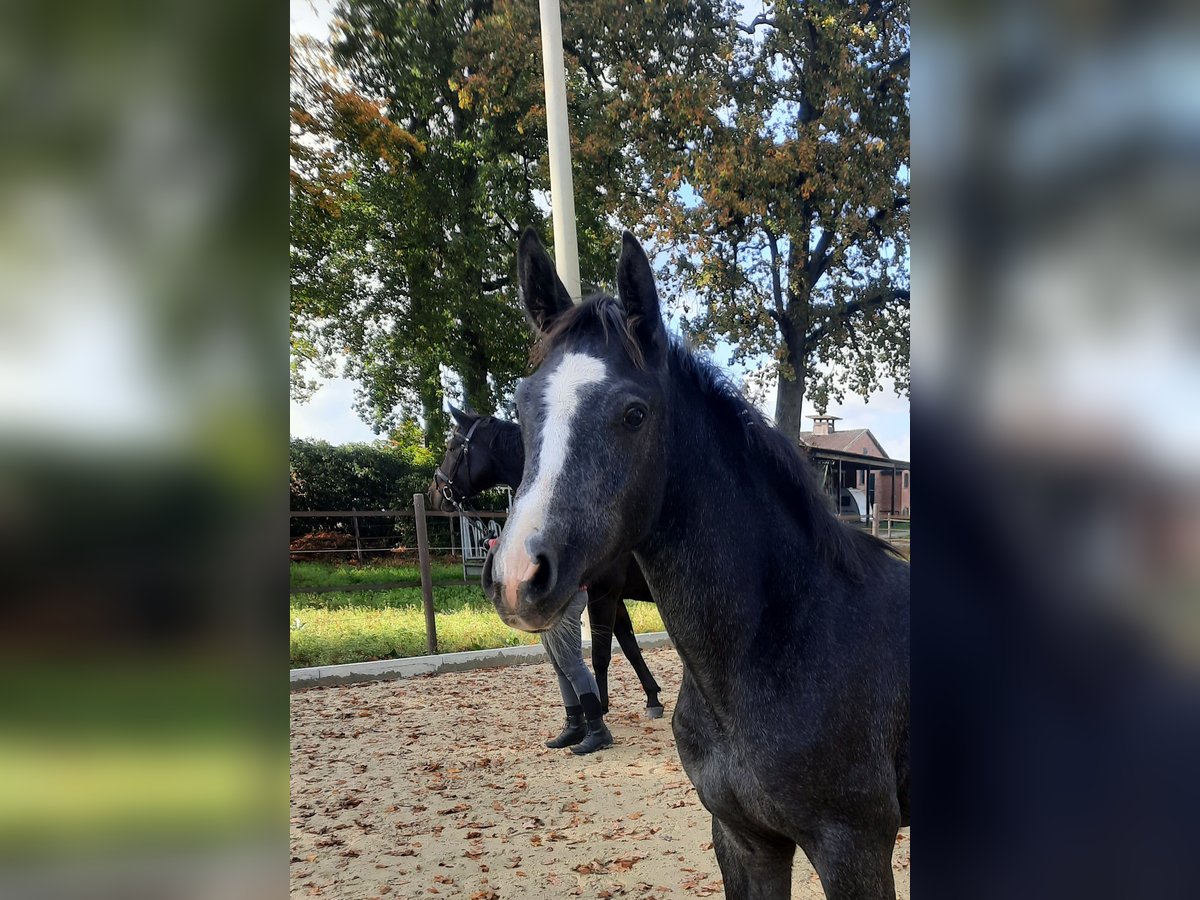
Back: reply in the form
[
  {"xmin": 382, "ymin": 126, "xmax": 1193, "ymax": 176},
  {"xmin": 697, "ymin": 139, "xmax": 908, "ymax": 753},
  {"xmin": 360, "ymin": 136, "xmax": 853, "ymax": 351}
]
[{"xmin": 799, "ymin": 414, "xmax": 910, "ymax": 518}]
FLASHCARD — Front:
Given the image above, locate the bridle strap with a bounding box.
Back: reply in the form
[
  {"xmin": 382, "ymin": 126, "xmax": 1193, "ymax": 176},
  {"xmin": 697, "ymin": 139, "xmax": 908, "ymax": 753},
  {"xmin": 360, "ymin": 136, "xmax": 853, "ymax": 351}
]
[{"xmin": 434, "ymin": 417, "xmax": 483, "ymax": 509}]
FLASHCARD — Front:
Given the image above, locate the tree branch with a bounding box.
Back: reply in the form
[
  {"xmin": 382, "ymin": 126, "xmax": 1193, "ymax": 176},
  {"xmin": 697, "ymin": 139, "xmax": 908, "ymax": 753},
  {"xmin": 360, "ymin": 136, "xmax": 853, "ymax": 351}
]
[
  {"xmin": 867, "ymin": 196, "xmax": 908, "ymax": 240},
  {"xmin": 874, "ymin": 50, "xmax": 909, "ymax": 88},
  {"xmin": 736, "ymin": 15, "xmax": 774, "ymax": 34},
  {"xmin": 494, "ymin": 209, "xmax": 522, "ymax": 237},
  {"xmin": 857, "ymin": 0, "xmax": 898, "ymax": 25},
  {"xmin": 803, "ymin": 288, "xmax": 910, "ymax": 348},
  {"xmin": 807, "ymin": 226, "xmax": 837, "ymax": 285},
  {"xmin": 810, "ymin": 196, "xmax": 908, "ymax": 282},
  {"xmin": 763, "ymin": 224, "xmax": 787, "ymax": 325}
]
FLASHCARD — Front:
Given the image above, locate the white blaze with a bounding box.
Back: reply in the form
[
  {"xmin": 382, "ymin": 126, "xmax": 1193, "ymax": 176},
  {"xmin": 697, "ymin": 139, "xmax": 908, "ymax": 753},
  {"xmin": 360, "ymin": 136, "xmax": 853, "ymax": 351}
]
[{"xmin": 495, "ymin": 353, "xmax": 607, "ymax": 604}]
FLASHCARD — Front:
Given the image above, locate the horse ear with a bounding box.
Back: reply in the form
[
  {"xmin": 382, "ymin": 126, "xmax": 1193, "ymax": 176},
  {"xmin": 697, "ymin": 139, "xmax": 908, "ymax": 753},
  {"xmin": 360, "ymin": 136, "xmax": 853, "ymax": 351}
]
[
  {"xmin": 518, "ymin": 227, "xmax": 573, "ymax": 333},
  {"xmin": 616, "ymin": 231, "xmax": 666, "ymax": 362},
  {"xmin": 448, "ymin": 405, "xmax": 475, "ymax": 428}
]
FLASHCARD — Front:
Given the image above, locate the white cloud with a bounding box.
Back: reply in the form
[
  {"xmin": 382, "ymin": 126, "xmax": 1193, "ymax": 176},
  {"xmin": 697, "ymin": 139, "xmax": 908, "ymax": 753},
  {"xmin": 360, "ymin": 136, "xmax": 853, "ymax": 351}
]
[
  {"xmin": 290, "ymin": 377, "xmax": 377, "ymax": 444},
  {"xmin": 291, "ymin": 0, "xmax": 335, "ymax": 40}
]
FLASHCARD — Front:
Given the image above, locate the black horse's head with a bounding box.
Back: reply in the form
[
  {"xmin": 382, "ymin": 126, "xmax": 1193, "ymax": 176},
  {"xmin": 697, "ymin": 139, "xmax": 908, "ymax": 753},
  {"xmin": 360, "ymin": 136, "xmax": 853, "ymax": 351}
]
[
  {"xmin": 482, "ymin": 228, "xmax": 669, "ymax": 631},
  {"xmin": 429, "ymin": 405, "xmax": 492, "ymax": 511}
]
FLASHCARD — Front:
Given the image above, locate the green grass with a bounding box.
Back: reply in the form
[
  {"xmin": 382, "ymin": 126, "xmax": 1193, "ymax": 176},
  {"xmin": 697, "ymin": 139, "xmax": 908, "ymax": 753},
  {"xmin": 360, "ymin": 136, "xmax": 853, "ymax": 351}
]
[
  {"xmin": 290, "ymin": 559, "xmax": 463, "ymax": 591},
  {"xmin": 0, "ymin": 663, "xmax": 283, "ymax": 855},
  {"xmin": 290, "ymin": 563, "xmax": 666, "ymax": 667}
]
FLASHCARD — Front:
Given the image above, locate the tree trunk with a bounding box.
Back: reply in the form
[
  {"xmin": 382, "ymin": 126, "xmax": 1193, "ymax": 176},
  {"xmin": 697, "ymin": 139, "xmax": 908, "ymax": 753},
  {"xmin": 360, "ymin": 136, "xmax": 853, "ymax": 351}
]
[
  {"xmin": 458, "ymin": 309, "xmax": 494, "ymax": 414},
  {"xmin": 460, "ymin": 351, "xmax": 492, "ymax": 415},
  {"xmin": 774, "ymin": 240, "xmax": 811, "ymax": 443},
  {"xmin": 773, "ymin": 331, "xmax": 808, "ymax": 442},
  {"xmin": 419, "ymin": 380, "xmax": 447, "ymax": 447}
]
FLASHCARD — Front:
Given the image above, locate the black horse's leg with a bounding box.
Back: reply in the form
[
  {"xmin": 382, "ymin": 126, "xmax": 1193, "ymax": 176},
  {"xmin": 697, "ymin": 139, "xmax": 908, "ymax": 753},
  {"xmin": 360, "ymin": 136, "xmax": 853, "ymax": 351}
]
[
  {"xmin": 804, "ymin": 823, "xmax": 897, "ymax": 900},
  {"xmin": 710, "ymin": 816, "xmax": 794, "ymax": 900},
  {"xmin": 586, "ymin": 593, "xmax": 615, "ymax": 714},
  {"xmin": 611, "ymin": 600, "xmax": 664, "ymax": 717}
]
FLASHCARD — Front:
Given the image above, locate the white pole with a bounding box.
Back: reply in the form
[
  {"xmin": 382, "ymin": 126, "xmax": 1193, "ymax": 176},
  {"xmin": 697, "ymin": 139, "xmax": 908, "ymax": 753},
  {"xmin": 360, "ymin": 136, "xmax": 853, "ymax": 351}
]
[{"xmin": 537, "ymin": 0, "xmax": 582, "ymax": 303}]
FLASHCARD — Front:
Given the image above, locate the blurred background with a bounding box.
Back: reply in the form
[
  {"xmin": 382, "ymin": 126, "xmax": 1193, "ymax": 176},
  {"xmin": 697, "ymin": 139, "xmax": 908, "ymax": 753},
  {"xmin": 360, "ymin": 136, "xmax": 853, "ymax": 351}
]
[
  {"xmin": 915, "ymin": 1, "xmax": 1200, "ymax": 897},
  {"xmin": 0, "ymin": 0, "xmax": 285, "ymax": 897},
  {"xmin": 0, "ymin": 0, "xmax": 1196, "ymax": 896}
]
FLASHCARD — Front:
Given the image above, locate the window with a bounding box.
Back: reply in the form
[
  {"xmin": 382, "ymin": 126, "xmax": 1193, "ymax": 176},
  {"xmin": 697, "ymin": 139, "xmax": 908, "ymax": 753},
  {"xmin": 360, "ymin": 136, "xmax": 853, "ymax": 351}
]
[{"xmin": 903, "ymin": 472, "xmax": 909, "ymax": 489}]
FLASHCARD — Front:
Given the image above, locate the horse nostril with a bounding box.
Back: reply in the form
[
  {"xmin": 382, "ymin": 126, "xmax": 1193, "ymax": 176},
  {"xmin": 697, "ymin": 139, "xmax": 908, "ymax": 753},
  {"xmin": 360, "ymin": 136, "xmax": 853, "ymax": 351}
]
[{"xmin": 527, "ymin": 551, "xmax": 556, "ymax": 598}]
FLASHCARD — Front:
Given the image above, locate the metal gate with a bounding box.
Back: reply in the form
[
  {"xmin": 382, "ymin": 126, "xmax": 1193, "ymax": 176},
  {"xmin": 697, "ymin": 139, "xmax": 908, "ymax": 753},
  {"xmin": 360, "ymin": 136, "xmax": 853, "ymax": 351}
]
[{"xmin": 460, "ymin": 488, "xmax": 512, "ymax": 581}]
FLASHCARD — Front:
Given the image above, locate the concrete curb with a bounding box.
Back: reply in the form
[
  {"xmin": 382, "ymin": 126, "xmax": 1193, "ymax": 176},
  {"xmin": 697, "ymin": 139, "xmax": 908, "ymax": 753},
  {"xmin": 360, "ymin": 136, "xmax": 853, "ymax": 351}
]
[{"xmin": 291, "ymin": 631, "xmax": 675, "ymax": 690}]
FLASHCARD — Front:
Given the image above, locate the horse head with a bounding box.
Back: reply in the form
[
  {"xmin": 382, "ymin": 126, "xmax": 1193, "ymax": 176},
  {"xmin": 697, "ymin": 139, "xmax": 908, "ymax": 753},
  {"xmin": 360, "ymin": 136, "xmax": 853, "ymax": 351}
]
[
  {"xmin": 430, "ymin": 405, "xmax": 488, "ymax": 511},
  {"xmin": 482, "ymin": 228, "xmax": 669, "ymax": 632}
]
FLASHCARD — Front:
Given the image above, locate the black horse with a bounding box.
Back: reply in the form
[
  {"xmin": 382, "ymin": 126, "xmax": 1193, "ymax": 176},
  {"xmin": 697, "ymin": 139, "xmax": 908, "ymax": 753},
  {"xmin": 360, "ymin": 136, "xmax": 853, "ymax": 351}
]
[
  {"xmin": 483, "ymin": 229, "xmax": 910, "ymax": 900},
  {"xmin": 430, "ymin": 409, "xmax": 664, "ymax": 718}
]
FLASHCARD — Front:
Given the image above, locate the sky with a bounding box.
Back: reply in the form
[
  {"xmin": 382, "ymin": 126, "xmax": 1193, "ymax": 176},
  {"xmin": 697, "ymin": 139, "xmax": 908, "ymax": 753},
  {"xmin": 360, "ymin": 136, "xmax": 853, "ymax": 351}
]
[
  {"xmin": 291, "ymin": 0, "xmax": 333, "ymax": 40},
  {"xmin": 290, "ymin": 367, "xmax": 911, "ymax": 461},
  {"xmin": 288, "ymin": 0, "xmax": 911, "ymax": 462}
]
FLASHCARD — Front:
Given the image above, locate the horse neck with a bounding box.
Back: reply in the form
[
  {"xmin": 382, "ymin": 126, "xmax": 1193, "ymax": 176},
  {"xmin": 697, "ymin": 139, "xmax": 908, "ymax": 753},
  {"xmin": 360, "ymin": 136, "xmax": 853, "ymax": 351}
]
[
  {"xmin": 489, "ymin": 422, "xmax": 526, "ymax": 489},
  {"xmin": 635, "ymin": 372, "xmax": 818, "ymax": 714}
]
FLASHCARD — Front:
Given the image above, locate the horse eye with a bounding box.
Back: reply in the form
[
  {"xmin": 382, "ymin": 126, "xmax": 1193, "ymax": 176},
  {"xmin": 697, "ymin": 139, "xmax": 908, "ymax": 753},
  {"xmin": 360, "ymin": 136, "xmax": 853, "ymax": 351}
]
[{"xmin": 623, "ymin": 406, "xmax": 646, "ymax": 430}]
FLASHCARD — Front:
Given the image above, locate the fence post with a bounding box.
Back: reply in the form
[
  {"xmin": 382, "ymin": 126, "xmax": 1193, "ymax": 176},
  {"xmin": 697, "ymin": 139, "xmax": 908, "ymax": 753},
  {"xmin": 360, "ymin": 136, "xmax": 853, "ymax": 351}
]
[
  {"xmin": 871, "ymin": 503, "xmax": 880, "ymax": 537},
  {"xmin": 351, "ymin": 512, "xmax": 364, "ymax": 563},
  {"xmin": 413, "ymin": 493, "xmax": 439, "ymax": 655}
]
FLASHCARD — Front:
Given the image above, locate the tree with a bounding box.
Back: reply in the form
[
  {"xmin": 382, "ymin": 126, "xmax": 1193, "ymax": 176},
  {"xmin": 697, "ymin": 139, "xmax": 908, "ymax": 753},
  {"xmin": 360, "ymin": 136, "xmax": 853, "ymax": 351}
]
[
  {"xmin": 461, "ymin": 0, "xmax": 909, "ymax": 441},
  {"xmin": 292, "ymin": 0, "xmax": 652, "ymax": 442},
  {"xmin": 291, "ymin": 5, "xmax": 545, "ymax": 442},
  {"xmin": 293, "ymin": 0, "xmax": 909, "ymax": 445},
  {"xmin": 686, "ymin": 0, "xmax": 910, "ymax": 439}
]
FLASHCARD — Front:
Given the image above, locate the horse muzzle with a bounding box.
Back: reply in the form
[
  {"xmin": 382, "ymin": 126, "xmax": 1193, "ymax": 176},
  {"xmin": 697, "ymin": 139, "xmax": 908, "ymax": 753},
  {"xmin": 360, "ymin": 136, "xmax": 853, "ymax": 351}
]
[{"xmin": 481, "ymin": 537, "xmax": 573, "ymax": 632}]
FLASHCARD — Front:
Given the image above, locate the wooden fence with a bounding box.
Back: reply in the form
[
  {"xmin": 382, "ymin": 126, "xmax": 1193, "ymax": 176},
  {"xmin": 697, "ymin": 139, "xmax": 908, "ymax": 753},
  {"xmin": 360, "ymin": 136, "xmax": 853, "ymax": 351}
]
[
  {"xmin": 292, "ymin": 498, "xmax": 910, "ymax": 654},
  {"xmin": 290, "ymin": 497, "xmax": 509, "ymax": 655},
  {"xmin": 836, "ymin": 512, "xmax": 911, "ymax": 557}
]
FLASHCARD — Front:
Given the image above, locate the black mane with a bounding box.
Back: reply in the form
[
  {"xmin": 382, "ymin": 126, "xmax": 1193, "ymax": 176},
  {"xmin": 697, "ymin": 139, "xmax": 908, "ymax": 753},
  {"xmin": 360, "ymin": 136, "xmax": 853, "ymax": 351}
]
[
  {"xmin": 668, "ymin": 340, "xmax": 899, "ymax": 580},
  {"xmin": 536, "ymin": 294, "xmax": 897, "ymax": 580},
  {"xmin": 485, "ymin": 414, "xmax": 524, "ymax": 464}
]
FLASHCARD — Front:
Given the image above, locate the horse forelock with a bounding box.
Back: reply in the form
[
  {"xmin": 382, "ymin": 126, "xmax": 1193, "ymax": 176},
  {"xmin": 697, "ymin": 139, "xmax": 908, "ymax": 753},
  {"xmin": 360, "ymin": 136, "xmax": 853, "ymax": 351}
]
[{"xmin": 530, "ymin": 294, "xmax": 647, "ymax": 371}]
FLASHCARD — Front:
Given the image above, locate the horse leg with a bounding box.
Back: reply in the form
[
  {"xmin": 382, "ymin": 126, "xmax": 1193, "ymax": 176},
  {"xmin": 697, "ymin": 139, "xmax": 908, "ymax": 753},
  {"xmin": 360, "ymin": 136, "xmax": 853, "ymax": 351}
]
[
  {"xmin": 710, "ymin": 816, "xmax": 794, "ymax": 900},
  {"xmin": 595, "ymin": 624, "xmax": 614, "ymax": 715},
  {"xmin": 589, "ymin": 613, "xmax": 614, "ymax": 715},
  {"xmin": 611, "ymin": 600, "xmax": 664, "ymax": 717},
  {"xmin": 804, "ymin": 823, "xmax": 897, "ymax": 900}
]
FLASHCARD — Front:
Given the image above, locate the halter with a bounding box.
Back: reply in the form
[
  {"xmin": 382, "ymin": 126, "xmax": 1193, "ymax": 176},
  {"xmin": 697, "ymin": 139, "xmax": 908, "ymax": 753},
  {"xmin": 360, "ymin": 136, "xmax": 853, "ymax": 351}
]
[{"xmin": 433, "ymin": 417, "xmax": 483, "ymax": 510}]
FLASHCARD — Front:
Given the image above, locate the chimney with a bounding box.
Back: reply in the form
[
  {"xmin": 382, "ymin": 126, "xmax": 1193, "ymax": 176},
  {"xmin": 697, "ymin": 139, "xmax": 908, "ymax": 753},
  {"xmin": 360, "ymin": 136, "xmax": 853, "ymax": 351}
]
[{"xmin": 809, "ymin": 413, "xmax": 841, "ymax": 436}]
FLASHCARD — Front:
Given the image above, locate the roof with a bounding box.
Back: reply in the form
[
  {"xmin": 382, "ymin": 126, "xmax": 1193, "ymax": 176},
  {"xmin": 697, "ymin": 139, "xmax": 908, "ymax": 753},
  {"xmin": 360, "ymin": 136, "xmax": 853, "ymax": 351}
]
[
  {"xmin": 798, "ymin": 428, "xmax": 890, "ymax": 458},
  {"xmin": 805, "ymin": 447, "xmax": 909, "ymax": 470}
]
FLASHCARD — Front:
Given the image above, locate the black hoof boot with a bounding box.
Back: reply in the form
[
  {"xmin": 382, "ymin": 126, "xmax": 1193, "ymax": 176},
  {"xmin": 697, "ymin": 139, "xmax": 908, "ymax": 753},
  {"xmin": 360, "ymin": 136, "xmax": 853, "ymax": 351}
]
[
  {"xmin": 545, "ymin": 712, "xmax": 587, "ymax": 749},
  {"xmin": 570, "ymin": 720, "xmax": 613, "ymax": 755},
  {"xmin": 644, "ymin": 692, "xmax": 664, "ymax": 719}
]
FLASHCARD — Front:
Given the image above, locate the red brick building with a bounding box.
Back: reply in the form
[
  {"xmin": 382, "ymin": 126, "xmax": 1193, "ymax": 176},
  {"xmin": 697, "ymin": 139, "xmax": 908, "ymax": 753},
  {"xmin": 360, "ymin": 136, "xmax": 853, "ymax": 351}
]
[{"xmin": 799, "ymin": 415, "xmax": 910, "ymax": 517}]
